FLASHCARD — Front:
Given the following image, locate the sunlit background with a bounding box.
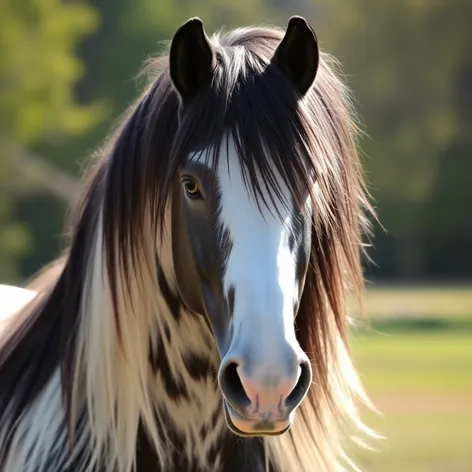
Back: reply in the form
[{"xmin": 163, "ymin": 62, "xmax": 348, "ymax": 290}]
[{"xmin": 1, "ymin": 1, "xmax": 471, "ymax": 471}]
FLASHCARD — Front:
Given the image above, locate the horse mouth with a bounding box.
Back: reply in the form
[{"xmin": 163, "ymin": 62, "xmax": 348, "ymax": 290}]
[{"xmin": 222, "ymin": 400, "xmax": 293, "ymax": 437}]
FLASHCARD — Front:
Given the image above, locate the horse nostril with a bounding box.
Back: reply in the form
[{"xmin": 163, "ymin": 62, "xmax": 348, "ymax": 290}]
[
  {"xmin": 285, "ymin": 361, "xmax": 311, "ymax": 410},
  {"xmin": 219, "ymin": 362, "xmax": 251, "ymax": 410}
]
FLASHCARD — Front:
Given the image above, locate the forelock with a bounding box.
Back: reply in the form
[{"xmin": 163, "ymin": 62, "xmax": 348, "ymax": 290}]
[{"xmin": 160, "ymin": 29, "xmax": 318, "ymax": 222}]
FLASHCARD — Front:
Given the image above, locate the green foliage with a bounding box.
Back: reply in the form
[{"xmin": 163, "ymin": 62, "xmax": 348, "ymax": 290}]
[
  {"xmin": 0, "ymin": 0, "xmax": 105, "ymax": 144},
  {"xmin": 0, "ymin": 0, "xmax": 102, "ymax": 282}
]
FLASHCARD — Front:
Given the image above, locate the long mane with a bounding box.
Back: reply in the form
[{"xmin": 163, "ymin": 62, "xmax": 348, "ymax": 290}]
[{"xmin": 0, "ymin": 24, "xmax": 375, "ymax": 472}]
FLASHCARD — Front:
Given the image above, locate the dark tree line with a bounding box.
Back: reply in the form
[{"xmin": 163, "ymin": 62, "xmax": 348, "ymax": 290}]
[{"xmin": 1, "ymin": 0, "xmax": 470, "ymax": 283}]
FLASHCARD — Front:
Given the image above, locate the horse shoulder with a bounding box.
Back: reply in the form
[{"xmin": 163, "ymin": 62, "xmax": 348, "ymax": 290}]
[{"xmin": 0, "ymin": 284, "xmax": 36, "ymax": 336}]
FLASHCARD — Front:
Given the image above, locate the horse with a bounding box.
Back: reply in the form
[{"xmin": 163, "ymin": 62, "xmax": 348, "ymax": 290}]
[{"xmin": 0, "ymin": 16, "xmax": 376, "ymax": 472}]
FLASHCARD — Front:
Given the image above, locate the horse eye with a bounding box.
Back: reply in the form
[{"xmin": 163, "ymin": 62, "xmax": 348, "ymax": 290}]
[{"xmin": 182, "ymin": 178, "xmax": 202, "ymax": 198}]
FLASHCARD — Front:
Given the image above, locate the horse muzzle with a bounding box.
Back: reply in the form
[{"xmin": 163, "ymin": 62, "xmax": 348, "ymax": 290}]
[{"xmin": 218, "ymin": 346, "xmax": 312, "ymax": 436}]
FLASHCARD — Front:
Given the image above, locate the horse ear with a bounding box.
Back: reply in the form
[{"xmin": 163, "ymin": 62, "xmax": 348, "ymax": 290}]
[
  {"xmin": 273, "ymin": 16, "xmax": 319, "ymax": 96},
  {"xmin": 169, "ymin": 17, "xmax": 216, "ymax": 104}
]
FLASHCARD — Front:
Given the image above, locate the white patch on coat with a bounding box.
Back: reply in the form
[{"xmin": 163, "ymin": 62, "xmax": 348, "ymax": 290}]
[{"xmin": 0, "ymin": 285, "xmax": 35, "ymax": 335}]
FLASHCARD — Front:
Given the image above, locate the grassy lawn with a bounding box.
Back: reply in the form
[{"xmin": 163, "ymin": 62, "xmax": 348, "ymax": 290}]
[
  {"xmin": 348, "ymin": 285, "xmax": 472, "ymax": 472},
  {"xmin": 363, "ymin": 284, "xmax": 472, "ymax": 319}
]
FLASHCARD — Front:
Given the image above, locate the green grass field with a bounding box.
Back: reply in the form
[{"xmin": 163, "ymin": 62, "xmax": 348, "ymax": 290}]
[{"xmin": 349, "ymin": 285, "xmax": 472, "ymax": 472}]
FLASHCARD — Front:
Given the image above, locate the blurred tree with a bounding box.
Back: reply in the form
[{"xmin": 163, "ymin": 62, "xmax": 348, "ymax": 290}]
[
  {"xmin": 0, "ymin": 0, "xmax": 102, "ymax": 282},
  {"xmin": 313, "ymin": 0, "xmax": 472, "ymax": 278}
]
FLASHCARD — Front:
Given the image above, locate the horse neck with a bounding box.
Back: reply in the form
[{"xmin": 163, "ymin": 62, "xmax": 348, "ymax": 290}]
[
  {"xmin": 135, "ymin": 421, "xmax": 272, "ymax": 472},
  {"xmin": 142, "ymin": 247, "xmax": 270, "ymax": 471},
  {"xmin": 147, "ymin": 287, "xmax": 223, "ymax": 463}
]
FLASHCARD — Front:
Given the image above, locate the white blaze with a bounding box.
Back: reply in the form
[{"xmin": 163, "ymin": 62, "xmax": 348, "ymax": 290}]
[{"xmin": 216, "ymin": 138, "xmax": 299, "ymax": 351}]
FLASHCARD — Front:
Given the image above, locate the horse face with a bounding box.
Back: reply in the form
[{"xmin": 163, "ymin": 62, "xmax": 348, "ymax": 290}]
[
  {"xmin": 171, "ymin": 137, "xmax": 313, "ymax": 436},
  {"xmin": 169, "ymin": 15, "xmax": 320, "ymax": 438}
]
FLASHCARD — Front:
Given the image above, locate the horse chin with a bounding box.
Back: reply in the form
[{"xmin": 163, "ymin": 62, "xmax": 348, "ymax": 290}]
[{"xmin": 223, "ymin": 400, "xmax": 293, "ymax": 437}]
